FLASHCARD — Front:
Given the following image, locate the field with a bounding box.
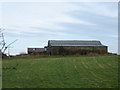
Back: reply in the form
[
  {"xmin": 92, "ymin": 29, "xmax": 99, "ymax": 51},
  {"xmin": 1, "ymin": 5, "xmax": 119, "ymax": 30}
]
[{"xmin": 2, "ymin": 55, "xmax": 118, "ymax": 88}]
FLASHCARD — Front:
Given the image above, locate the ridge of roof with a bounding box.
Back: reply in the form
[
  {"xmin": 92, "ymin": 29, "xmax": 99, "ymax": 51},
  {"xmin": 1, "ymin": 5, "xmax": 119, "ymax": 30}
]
[
  {"xmin": 47, "ymin": 40, "xmax": 107, "ymax": 46},
  {"xmin": 49, "ymin": 40, "xmax": 100, "ymax": 42}
]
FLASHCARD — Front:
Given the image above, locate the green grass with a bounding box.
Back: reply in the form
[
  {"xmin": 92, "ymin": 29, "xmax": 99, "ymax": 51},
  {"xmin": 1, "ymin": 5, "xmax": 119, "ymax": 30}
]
[{"xmin": 2, "ymin": 55, "xmax": 118, "ymax": 88}]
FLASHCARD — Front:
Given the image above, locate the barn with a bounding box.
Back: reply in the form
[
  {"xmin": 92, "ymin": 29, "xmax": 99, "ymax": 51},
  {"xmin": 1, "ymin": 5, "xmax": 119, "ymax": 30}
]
[{"xmin": 46, "ymin": 40, "xmax": 108, "ymax": 55}]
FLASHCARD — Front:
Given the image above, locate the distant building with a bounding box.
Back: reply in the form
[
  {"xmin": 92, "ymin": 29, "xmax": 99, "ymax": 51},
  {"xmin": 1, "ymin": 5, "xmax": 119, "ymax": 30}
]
[
  {"xmin": 28, "ymin": 48, "xmax": 46, "ymax": 54},
  {"xmin": 46, "ymin": 40, "xmax": 108, "ymax": 55}
]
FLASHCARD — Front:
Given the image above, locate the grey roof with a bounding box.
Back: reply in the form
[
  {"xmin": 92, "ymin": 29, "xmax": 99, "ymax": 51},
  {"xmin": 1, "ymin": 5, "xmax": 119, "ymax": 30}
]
[{"xmin": 48, "ymin": 40, "xmax": 106, "ymax": 46}]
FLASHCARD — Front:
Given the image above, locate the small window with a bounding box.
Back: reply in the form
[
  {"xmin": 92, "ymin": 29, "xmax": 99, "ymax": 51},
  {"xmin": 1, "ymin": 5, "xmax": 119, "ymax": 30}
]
[{"xmin": 33, "ymin": 48, "xmax": 35, "ymax": 51}]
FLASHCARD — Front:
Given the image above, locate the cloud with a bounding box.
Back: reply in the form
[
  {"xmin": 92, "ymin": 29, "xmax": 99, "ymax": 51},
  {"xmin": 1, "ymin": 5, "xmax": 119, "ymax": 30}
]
[
  {"xmin": 0, "ymin": 0, "xmax": 119, "ymax": 2},
  {"xmin": 77, "ymin": 2, "xmax": 118, "ymax": 18},
  {"xmin": 51, "ymin": 15, "xmax": 96, "ymax": 25},
  {"xmin": 2, "ymin": 2, "xmax": 96, "ymax": 33},
  {"xmin": 4, "ymin": 26, "xmax": 69, "ymax": 37},
  {"xmin": 0, "ymin": 3, "xmax": 2, "ymax": 26}
]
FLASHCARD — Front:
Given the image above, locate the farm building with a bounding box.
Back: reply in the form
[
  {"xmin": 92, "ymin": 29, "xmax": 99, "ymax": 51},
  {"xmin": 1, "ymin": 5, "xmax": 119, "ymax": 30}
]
[
  {"xmin": 27, "ymin": 48, "xmax": 46, "ymax": 54},
  {"xmin": 46, "ymin": 40, "xmax": 108, "ymax": 55}
]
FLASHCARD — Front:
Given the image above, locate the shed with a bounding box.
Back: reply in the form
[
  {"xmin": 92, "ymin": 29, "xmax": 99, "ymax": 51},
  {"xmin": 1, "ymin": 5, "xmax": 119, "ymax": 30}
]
[{"xmin": 28, "ymin": 48, "xmax": 46, "ymax": 54}]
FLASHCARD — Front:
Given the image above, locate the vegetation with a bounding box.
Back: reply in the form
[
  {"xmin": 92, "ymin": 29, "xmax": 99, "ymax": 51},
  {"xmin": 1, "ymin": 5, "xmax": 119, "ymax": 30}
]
[{"xmin": 2, "ymin": 55, "xmax": 118, "ymax": 88}]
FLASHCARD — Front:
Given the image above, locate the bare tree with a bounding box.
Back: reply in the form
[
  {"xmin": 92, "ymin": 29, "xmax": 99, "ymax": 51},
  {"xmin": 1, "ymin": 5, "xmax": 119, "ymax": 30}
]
[
  {"xmin": 0, "ymin": 28, "xmax": 18, "ymax": 56},
  {"xmin": 3, "ymin": 39, "xmax": 18, "ymax": 54},
  {"xmin": 0, "ymin": 28, "xmax": 5, "ymax": 53}
]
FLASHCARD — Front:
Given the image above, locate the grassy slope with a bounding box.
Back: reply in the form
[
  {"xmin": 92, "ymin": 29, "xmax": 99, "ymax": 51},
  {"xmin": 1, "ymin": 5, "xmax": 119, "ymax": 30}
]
[{"xmin": 2, "ymin": 55, "xmax": 118, "ymax": 88}]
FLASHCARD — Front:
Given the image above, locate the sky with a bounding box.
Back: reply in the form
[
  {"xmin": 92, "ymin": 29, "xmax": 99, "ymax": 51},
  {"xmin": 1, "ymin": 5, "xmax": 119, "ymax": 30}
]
[{"xmin": 0, "ymin": 2, "xmax": 118, "ymax": 55}]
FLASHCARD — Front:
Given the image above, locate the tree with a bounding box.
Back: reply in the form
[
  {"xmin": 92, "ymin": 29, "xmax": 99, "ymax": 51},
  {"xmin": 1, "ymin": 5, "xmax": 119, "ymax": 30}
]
[
  {"xmin": 0, "ymin": 28, "xmax": 17, "ymax": 57},
  {"xmin": 0, "ymin": 28, "xmax": 5, "ymax": 54}
]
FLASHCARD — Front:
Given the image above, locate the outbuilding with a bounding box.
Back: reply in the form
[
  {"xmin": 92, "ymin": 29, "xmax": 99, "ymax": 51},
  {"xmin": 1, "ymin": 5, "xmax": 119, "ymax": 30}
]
[
  {"xmin": 28, "ymin": 48, "xmax": 46, "ymax": 54},
  {"xmin": 46, "ymin": 40, "xmax": 107, "ymax": 55}
]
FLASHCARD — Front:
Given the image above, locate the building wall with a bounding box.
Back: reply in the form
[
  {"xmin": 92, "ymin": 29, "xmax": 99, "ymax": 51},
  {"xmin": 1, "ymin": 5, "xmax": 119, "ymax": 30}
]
[
  {"xmin": 48, "ymin": 46, "xmax": 107, "ymax": 55},
  {"xmin": 28, "ymin": 48, "xmax": 46, "ymax": 54}
]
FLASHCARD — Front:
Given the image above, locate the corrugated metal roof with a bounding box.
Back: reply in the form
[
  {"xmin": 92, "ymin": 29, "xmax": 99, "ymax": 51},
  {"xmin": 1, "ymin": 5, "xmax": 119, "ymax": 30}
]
[{"xmin": 48, "ymin": 40, "xmax": 106, "ymax": 46}]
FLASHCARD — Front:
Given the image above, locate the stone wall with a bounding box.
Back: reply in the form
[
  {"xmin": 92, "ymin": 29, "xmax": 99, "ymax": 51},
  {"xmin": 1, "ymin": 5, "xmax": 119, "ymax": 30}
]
[{"xmin": 49, "ymin": 46, "xmax": 107, "ymax": 55}]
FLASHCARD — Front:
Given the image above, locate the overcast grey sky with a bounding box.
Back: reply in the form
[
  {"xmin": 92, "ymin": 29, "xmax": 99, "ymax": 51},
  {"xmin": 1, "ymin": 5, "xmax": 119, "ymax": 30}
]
[{"xmin": 1, "ymin": 2, "xmax": 118, "ymax": 55}]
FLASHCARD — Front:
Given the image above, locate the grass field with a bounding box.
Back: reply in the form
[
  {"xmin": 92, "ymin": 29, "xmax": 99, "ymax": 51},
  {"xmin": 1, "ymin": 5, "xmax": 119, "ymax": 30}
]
[{"xmin": 2, "ymin": 55, "xmax": 118, "ymax": 88}]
